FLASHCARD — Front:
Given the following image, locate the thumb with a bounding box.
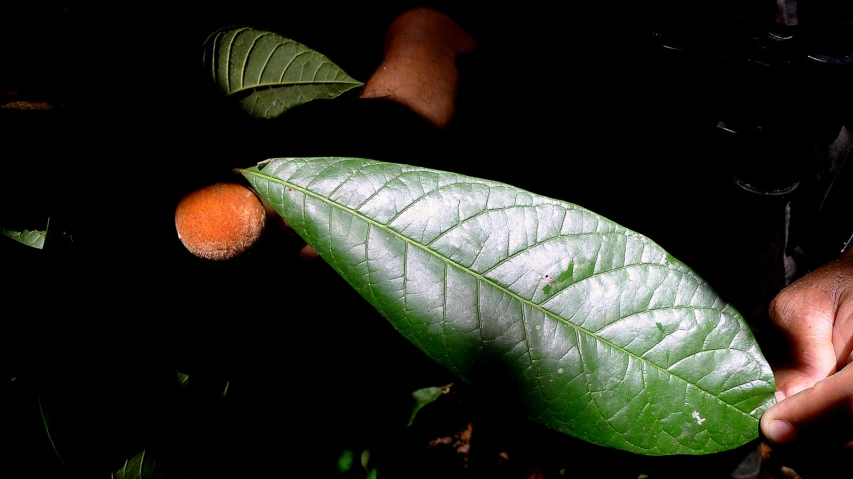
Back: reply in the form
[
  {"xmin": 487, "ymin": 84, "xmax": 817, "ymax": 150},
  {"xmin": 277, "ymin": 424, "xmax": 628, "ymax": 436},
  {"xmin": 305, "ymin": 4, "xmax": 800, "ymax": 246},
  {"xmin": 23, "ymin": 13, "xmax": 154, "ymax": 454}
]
[{"xmin": 760, "ymin": 363, "xmax": 853, "ymax": 448}]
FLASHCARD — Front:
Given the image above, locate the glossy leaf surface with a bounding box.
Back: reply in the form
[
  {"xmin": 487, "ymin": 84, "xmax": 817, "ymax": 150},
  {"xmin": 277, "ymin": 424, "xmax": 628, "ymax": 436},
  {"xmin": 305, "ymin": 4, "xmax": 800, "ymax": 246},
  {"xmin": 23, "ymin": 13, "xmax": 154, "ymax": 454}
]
[
  {"xmin": 203, "ymin": 27, "xmax": 363, "ymax": 119},
  {"xmin": 242, "ymin": 158, "xmax": 776, "ymax": 455}
]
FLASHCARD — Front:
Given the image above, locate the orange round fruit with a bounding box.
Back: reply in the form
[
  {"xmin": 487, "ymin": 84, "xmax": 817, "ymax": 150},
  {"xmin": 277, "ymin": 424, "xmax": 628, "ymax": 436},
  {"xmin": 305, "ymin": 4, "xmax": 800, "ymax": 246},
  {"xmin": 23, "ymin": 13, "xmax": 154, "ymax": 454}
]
[{"xmin": 175, "ymin": 183, "xmax": 266, "ymax": 260}]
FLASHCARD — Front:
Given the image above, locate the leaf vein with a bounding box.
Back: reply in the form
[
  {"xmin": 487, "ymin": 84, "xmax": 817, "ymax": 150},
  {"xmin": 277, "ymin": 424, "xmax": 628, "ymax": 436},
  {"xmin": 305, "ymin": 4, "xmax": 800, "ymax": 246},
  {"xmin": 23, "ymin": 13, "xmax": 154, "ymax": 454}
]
[
  {"xmin": 225, "ymin": 27, "xmax": 251, "ymax": 94},
  {"xmin": 243, "ymin": 166, "xmax": 764, "ymax": 421},
  {"xmin": 242, "ymin": 31, "xmax": 273, "ymax": 88}
]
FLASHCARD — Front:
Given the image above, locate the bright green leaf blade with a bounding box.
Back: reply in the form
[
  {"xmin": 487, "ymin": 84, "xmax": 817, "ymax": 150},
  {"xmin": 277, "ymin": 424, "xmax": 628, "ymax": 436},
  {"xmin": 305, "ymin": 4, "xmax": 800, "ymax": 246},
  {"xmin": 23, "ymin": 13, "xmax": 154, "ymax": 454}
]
[
  {"xmin": 337, "ymin": 450, "xmax": 355, "ymax": 473},
  {"xmin": 408, "ymin": 386, "xmax": 443, "ymax": 428},
  {"xmin": 2, "ymin": 217, "xmax": 48, "ymax": 249},
  {"xmin": 242, "ymin": 158, "xmax": 776, "ymax": 456},
  {"xmin": 203, "ymin": 27, "xmax": 363, "ymax": 119},
  {"xmin": 112, "ymin": 449, "xmax": 159, "ymax": 479}
]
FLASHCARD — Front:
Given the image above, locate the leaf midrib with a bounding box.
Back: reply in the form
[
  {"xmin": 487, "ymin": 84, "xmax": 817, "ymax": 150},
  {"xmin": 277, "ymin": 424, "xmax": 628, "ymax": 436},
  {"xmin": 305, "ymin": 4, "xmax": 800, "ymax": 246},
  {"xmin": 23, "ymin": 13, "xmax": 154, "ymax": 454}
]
[
  {"xmin": 228, "ymin": 80, "xmax": 363, "ymax": 96},
  {"xmin": 243, "ymin": 167, "xmax": 759, "ymax": 421}
]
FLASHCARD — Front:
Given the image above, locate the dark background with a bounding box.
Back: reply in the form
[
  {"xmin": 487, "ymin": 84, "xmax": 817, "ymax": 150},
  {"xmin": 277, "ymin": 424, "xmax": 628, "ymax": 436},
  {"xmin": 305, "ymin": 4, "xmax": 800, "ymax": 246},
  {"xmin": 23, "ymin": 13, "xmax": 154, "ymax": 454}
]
[{"xmin": 2, "ymin": 2, "xmax": 852, "ymax": 478}]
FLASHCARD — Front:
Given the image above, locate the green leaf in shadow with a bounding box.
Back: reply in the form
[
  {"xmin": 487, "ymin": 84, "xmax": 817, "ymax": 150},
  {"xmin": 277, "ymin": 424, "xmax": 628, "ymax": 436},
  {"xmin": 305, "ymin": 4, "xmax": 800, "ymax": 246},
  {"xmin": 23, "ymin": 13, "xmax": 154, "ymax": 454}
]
[
  {"xmin": 337, "ymin": 449, "xmax": 355, "ymax": 473},
  {"xmin": 242, "ymin": 158, "xmax": 776, "ymax": 456},
  {"xmin": 203, "ymin": 27, "xmax": 363, "ymax": 119},
  {"xmin": 407, "ymin": 384, "xmax": 451, "ymax": 428},
  {"xmin": 112, "ymin": 449, "xmax": 159, "ymax": 479},
  {"xmin": 2, "ymin": 217, "xmax": 48, "ymax": 249},
  {"xmin": 38, "ymin": 395, "xmax": 64, "ymax": 466},
  {"xmin": 176, "ymin": 371, "xmax": 189, "ymax": 387}
]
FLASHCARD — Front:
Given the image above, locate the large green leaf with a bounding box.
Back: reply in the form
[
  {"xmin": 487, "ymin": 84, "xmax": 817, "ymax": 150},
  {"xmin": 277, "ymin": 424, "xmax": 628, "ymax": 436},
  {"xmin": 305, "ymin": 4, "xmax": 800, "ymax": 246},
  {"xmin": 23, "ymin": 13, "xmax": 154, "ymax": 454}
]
[
  {"xmin": 242, "ymin": 158, "xmax": 776, "ymax": 455},
  {"xmin": 203, "ymin": 27, "xmax": 363, "ymax": 119}
]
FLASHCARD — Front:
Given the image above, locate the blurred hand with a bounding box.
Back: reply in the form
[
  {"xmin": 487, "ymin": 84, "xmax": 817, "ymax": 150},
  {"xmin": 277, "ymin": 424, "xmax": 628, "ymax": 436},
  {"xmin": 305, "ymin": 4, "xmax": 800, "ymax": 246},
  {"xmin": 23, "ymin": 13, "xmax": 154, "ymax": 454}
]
[
  {"xmin": 360, "ymin": 7, "xmax": 476, "ymax": 129},
  {"xmin": 760, "ymin": 248, "xmax": 853, "ymax": 448}
]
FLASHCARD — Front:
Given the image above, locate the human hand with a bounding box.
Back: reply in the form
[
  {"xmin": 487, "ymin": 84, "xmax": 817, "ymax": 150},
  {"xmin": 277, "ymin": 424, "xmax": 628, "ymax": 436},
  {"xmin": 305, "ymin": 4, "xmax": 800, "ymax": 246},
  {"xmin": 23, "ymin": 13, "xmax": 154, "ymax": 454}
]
[
  {"xmin": 760, "ymin": 248, "xmax": 853, "ymax": 448},
  {"xmin": 360, "ymin": 7, "xmax": 476, "ymax": 129}
]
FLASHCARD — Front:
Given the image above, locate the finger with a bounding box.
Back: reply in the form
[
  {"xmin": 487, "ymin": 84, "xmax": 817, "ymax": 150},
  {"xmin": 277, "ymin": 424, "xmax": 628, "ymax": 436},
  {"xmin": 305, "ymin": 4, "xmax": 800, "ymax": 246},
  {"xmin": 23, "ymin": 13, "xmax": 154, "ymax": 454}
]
[
  {"xmin": 773, "ymin": 365, "xmax": 834, "ymax": 401},
  {"xmin": 761, "ymin": 363, "xmax": 853, "ymax": 448},
  {"xmin": 832, "ymin": 291, "xmax": 853, "ymax": 369},
  {"xmin": 300, "ymin": 243, "xmax": 319, "ymax": 262},
  {"xmin": 768, "ymin": 289, "xmax": 837, "ymax": 398},
  {"xmin": 775, "ymin": 249, "xmax": 853, "ymax": 371}
]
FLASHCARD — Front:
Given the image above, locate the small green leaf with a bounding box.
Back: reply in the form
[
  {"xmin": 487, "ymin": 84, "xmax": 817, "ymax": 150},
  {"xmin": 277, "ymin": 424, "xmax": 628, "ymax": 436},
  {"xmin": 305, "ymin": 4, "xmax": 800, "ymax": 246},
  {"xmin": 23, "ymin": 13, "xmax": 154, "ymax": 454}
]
[
  {"xmin": 203, "ymin": 27, "xmax": 363, "ymax": 119},
  {"xmin": 2, "ymin": 217, "xmax": 48, "ymax": 249},
  {"xmin": 360, "ymin": 449, "xmax": 370, "ymax": 470},
  {"xmin": 337, "ymin": 450, "xmax": 354, "ymax": 473},
  {"xmin": 243, "ymin": 158, "xmax": 776, "ymax": 456},
  {"xmin": 407, "ymin": 385, "xmax": 448, "ymax": 428},
  {"xmin": 112, "ymin": 449, "xmax": 159, "ymax": 479},
  {"xmin": 176, "ymin": 371, "xmax": 189, "ymax": 387}
]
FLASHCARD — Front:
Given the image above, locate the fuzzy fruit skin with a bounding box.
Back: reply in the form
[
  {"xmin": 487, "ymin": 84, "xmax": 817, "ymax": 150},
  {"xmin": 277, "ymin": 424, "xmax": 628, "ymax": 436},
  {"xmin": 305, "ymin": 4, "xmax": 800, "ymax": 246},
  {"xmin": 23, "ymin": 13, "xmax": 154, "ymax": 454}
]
[{"xmin": 175, "ymin": 183, "xmax": 266, "ymax": 260}]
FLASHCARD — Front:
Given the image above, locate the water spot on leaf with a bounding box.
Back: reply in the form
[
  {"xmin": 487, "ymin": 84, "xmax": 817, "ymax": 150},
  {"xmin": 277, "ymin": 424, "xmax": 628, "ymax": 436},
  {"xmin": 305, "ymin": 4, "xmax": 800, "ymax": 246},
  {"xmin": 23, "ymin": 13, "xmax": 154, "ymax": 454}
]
[{"xmin": 691, "ymin": 411, "xmax": 706, "ymax": 425}]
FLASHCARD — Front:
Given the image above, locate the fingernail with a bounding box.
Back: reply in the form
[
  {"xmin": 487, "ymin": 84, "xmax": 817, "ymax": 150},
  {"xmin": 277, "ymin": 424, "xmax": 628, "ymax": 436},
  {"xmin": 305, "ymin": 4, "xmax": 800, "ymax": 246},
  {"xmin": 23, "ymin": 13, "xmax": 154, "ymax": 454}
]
[
  {"xmin": 774, "ymin": 391, "xmax": 786, "ymax": 403},
  {"xmin": 765, "ymin": 420, "xmax": 796, "ymax": 445}
]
